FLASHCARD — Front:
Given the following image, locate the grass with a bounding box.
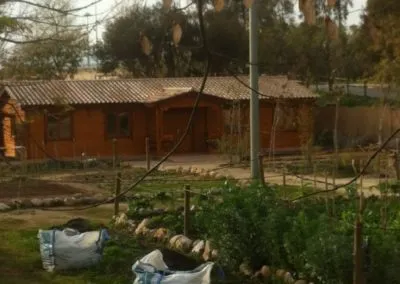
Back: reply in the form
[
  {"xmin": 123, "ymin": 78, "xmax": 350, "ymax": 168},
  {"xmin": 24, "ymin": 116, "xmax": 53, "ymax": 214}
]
[
  {"xmin": 63, "ymin": 168, "xmax": 229, "ymax": 197},
  {"xmin": 0, "ymin": 204, "xmax": 153, "ymax": 284},
  {"xmin": 0, "ymin": 228, "xmax": 153, "ymax": 284}
]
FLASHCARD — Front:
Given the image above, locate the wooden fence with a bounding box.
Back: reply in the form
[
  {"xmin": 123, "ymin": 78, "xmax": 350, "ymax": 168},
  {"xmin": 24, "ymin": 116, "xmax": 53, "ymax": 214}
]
[{"xmin": 315, "ymin": 106, "xmax": 400, "ymax": 148}]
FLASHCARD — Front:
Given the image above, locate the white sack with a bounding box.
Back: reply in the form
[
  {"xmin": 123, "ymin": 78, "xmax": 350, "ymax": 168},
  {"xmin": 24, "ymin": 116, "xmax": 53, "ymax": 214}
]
[
  {"xmin": 38, "ymin": 228, "xmax": 109, "ymax": 272},
  {"xmin": 132, "ymin": 249, "xmax": 214, "ymax": 284}
]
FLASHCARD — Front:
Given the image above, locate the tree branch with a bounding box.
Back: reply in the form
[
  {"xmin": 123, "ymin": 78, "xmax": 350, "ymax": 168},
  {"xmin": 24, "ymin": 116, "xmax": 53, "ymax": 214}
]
[{"xmin": 3, "ymin": 0, "xmax": 104, "ymax": 14}]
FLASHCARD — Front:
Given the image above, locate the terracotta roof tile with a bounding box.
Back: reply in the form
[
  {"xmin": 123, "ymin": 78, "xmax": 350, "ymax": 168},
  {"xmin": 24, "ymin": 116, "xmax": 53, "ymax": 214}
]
[{"xmin": 2, "ymin": 76, "xmax": 316, "ymax": 106}]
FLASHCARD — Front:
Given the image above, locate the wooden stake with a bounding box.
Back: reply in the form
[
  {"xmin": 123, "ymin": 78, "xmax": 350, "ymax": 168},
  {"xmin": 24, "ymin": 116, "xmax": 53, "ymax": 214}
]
[
  {"xmin": 184, "ymin": 185, "xmax": 190, "ymax": 237},
  {"xmin": 359, "ymin": 160, "xmax": 364, "ymax": 194},
  {"xmin": 22, "ymin": 146, "xmax": 27, "ymax": 176},
  {"xmin": 283, "ymin": 168, "xmax": 286, "ymax": 187},
  {"xmin": 396, "ymin": 138, "xmax": 400, "ymax": 180},
  {"xmin": 354, "ymin": 161, "xmax": 365, "ymax": 284},
  {"xmin": 313, "ymin": 164, "xmax": 317, "ymax": 190},
  {"xmin": 114, "ymin": 172, "xmax": 121, "ymax": 217},
  {"xmin": 325, "ymin": 172, "xmax": 329, "ymax": 214},
  {"xmin": 258, "ymin": 154, "xmax": 265, "ymax": 186},
  {"xmin": 145, "ymin": 137, "xmax": 150, "ymax": 171},
  {"xmin": 72, "ymin": 138, "xmax": 76, "ymax": 161}
]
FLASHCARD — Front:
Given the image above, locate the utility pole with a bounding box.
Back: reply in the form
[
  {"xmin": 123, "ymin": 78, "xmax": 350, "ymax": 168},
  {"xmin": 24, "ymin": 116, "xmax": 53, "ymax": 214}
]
[
  {"xmin": 249, "ymin": 0, "xmax": 260, "ymax": 179},
  {"xmin": 84, "ymin": 13, "xmax": 91, "ymax": 68}
]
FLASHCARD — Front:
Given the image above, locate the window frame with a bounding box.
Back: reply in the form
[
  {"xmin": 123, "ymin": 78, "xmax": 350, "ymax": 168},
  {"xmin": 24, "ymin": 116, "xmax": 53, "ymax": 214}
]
[
  {"xmin": 45, "ymin": 112, "xmax": 73, "ymax": 141},
  {"xmin": 276, "ymin": 105, "xmax": 298, "ymax": 132},
  {"xmin": 105, "ymin": 111, "xmax": 132, "ymax": 139}
]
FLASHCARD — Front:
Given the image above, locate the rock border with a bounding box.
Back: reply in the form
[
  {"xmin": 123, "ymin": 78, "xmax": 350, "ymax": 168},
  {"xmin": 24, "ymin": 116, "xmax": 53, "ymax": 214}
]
[
  {"xmin": 0, "ymin": 193, "xmax": 113, "ymax": 212},
  {"xmin": 116, "ymin": 214, "xmax": 311, "ymax": 284}
]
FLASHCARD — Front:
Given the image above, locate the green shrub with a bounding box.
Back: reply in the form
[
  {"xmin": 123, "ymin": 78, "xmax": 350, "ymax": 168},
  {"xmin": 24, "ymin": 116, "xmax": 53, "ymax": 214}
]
[{"xmin": 194, "ymin": 183, "xmax": 400, "ymax": 283}]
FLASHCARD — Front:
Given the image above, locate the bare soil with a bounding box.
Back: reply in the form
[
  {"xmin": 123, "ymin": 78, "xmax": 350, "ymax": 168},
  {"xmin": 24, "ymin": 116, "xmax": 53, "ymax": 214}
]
[{"xmin": 0, "ymin": 178, "xmax": 96, "ymax": 201}]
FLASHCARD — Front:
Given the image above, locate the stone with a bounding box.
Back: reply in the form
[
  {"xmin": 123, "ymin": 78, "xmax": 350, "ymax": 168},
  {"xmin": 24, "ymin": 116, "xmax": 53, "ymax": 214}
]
[
  {"xmin": 135, "ymin": 218, "xmax": 150, "ymax": 235},
  {"xmin": 153, "ymin": 228, "xmax": 169, "ymax": 241},
  {"xmin": 31, "ymin": 198, "xmax": 44, "ymax": 207},
  {"xmin": 202, "ymin": 240, "xmax": 212, "ymax": 261},
  {"xmin": 115, "ymin": 213, "xmax": 128, "ymax": 227},
  {"xmin": 12, "ymin": 199, "xmax": 22, "ymax": 207},
  {"xmin": 80, "ymin": 197, "xmax": 97, "ymax": 205},
  {"xmin": 64, "ymin": 197, "xmax": 79, "ymax": 206},
  {"xmin": 276, "ymin": 269, "xmax": 286, "ymax": 279},
  {"xmin": 169, "ymin": 235, "xmax": 193, "ymax": 252},
  {"xmin": 153, "ymin": 208, "xmax": 165, "ymax": 214},
  {"xmin": 20, "ymin": 199, "xmax": 33, "ymax": 209},
  {"xmin": 0, "ymin": 202, "xmax": 11, "ymax": 212},
  {"xmin": 191, "ymin": 240, "xmax": 205, "ymax": 255},
  {"xmin": 239, "ymin": 263, "xmax": 253, "ymax": 276},
  {"xmin": 260, "ymin": 265, "xmax": 272, "ymax": 279},
  {"xmin": 284, "ymin": 272, "xmax": 295, "ymax": 284},
  {"xmin": 52, "ymin": 197, "xmax": 64, "ymax": 206},
  {"xmin": 211, "ymin": 249, "xmax": 218, "ymax": 260},
  {"xmin": 42, "ymin": 198, "xmax": 55, "ymax": 207},
  {"xmin": 93, "ymin": 193, "xmax": 106, "ymax": 202},
  {"xmin": 73, "ymin": 193, "xmax": 83, "ymax": 198}
]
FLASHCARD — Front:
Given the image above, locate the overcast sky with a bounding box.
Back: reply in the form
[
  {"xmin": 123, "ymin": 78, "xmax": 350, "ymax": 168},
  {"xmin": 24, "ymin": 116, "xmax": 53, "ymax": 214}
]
[{"xmin": 78, "ymin": 0, "xmax": 367, "ymax": 42}]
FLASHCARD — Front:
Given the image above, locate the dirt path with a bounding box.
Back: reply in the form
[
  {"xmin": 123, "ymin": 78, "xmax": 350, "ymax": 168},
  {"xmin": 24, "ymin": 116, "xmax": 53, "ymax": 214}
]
[{"xmin": 141, "ymin": 155, "xmax": 384, "ymax": 196}]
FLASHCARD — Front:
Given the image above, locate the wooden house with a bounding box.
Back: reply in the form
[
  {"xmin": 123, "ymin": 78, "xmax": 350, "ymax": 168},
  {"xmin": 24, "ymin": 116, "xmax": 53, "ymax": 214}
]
[{"xmin": 0, "ymin": 76, "xmax": 317, "ymax": 160}]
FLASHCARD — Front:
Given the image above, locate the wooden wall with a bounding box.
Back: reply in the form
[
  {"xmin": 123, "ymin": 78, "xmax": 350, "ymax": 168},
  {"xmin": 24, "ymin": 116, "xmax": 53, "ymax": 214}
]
[
  {"xmin": 222, "ymin": 101, "xmax": 310, "ymax": 152},
  {"xmin": 24, "ymin": 104, "xmax": 147, "ymax": 160},
  {"xmin": 150, "ymin": 92, "xmax": 224, "ymax": 154},
  {"xmin": 8, "ymin": 94, "xmax": 314, "ymax": 160}
]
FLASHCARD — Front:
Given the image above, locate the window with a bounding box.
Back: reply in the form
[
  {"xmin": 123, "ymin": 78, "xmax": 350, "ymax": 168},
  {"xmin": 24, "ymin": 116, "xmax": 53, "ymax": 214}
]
[
  {"xmin": 106, "ymin": 112, "xmax": 131, "ymax": 138},
  {"xmin": 46, "ymin": 114, "xmax": 72, "ymax": 140},
  {"xmin": 276, "ymin": 106, "xmax": 298, "ymax": 131}
]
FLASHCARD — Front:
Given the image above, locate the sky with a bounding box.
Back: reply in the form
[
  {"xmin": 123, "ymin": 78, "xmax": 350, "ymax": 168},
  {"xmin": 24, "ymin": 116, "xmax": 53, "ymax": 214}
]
[{"xmin": 77, "ymin": 0, "xmax": 367, "ymax": 43}]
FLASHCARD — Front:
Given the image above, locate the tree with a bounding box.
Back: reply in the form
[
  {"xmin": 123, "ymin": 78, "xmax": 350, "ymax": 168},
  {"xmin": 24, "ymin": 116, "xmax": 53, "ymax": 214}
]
[
  {"xmin": 95, "ymin": 3, "xmax": 250, "ymax": 77},
  {"xmin": 0, "ymin": 0, "xmax": 86, "ymax": 79},
  {"xmin": 364, "ymin": 0, "xmax": 400, "ymax": 86}
]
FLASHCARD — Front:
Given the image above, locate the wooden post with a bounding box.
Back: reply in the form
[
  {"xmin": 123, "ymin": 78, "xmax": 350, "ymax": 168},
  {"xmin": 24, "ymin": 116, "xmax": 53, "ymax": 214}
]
[
  {"xmin": 359, "ymin": 160, "xmax": 364, "ymax": 194},
  {"xmin": 283, "ymin": 168, "xmax": 286, "ymax": 187},
  {"xmin": 184, "ymin": 185, "xmax": 190, "ymax": 237},
  {"xmin": 332, "ymin": 164, "xmax": 336, "ymax": 187},
  {"xmin": 325, "ymin": 172, "xmax": 329, "ymax": 214},
  {"xmin": 72, "ymin": 138, "xmax": 76, "ymax": 161},
  {"xmin": 258, "ymin": 154, "xmax": 265, "ymax": 186},
  {"xmin": 114, "ymin": 172, "xmax": 121, "ymax": 217},
  {"xmin": 313, "ymin": 164, "xmax": 317, "ymax": 190},
  {"xmin": 325, "ymin": 172, "xmax": 328, "ymax": 191},
  {"xmin": 112, "ymin": 138, "xmax": 117, "ymax": 169},
  {"xmin": 145, "ymin": 137, "xmax": 150, "ymax": 171},
  {"xmin": 353, "ymin": 171, "xmax": 365, "ymax": 284},
  {"xmin": 22, "ymin": 146, "xmax": 27, "ymax": 176},
  {"xmin": 396, "ymin": 139, "xmax": 400, "ymax": 181}
]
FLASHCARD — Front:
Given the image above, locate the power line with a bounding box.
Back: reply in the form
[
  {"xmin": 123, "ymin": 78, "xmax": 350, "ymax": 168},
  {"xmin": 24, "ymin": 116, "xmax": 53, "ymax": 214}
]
[
  {"xmin": 7, "ymin": 0, "xmax": 105, "ymax": 14},
  {"xmin": 41, "ymin": 0, "xmax": 212, "ymax": 212},
  {"xmin": 291, "ymin": 128, "xmax": 400, "ymax": 201}
]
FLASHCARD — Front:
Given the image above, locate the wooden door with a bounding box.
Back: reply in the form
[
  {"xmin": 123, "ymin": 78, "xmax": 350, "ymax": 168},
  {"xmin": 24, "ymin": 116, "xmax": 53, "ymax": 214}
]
[
  {"xmin": 163, "ymin": 108, "xmax": 193, "ymax": 153},
  {"xmin": 193, "ymin": 108, "xmax": 207, "ymax": 152}
]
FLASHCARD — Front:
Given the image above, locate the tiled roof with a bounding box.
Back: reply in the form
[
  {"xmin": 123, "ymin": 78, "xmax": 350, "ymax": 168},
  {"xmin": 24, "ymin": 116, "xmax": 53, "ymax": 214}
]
[{"xmin": 1, "ymin": 76, "xmax": 316, "ymax": 106}]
